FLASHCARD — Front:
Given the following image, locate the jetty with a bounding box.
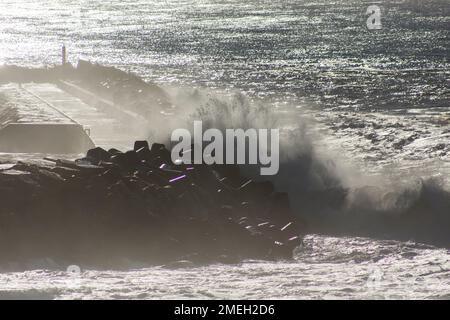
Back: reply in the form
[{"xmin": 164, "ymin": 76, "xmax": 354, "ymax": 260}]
[{"xmin": 0, "ymin": 58, "xmax": 304, "ymax": 267}]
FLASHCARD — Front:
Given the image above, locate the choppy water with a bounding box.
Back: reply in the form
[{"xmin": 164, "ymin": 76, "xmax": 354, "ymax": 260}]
[
  {"xmin": 0, "ymin": 0, "xmax": 449, "ymax": 299},
  {"xmin": 0, "ymin": 235, "xmax": 449, "ymax": 300},
  {"xmin": 0, "ymin": 0, "xmax": 448, "ymax": 109}
]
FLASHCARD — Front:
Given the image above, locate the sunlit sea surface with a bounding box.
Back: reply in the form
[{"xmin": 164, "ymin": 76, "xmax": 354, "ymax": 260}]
[{"xmin": 0, "ymin": 0, "xmax": 449, "ymax": 299}]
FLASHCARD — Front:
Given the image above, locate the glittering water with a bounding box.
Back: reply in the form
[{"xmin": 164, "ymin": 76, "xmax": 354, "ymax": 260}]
[
  {"xmin": 0, "ymin": 0, "xmax": 449, "ymax": 299},
  {"xmin": 0, "ymin": 0, "xmax": 448, "ymax": 108},
  {"xmin": 0, "ymin": 235, "xmax": 449, "ymax": 299}
]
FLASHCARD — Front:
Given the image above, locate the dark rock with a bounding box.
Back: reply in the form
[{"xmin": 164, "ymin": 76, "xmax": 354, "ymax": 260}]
[
  {"xmin": 108, "ymin": 148, "xmax": 122, "ymax": 155},
  {"xmin": 124, "ymin": 150, "xmax": 139, "ymax": 166},
  {"xmin": 134, "ymin": 140, "xmax": 149, "ymax": 151},
  {"xmin": 100, "ymin": 167, "xmax": 123, "ymax": 182},
  {"xmin": 151, "ymin": 143, "xmax": 167, "ymax": 153},
  {"xmin": 110, "ymin": 151, "xmax": 139, "ymax": 170},
  {"xmin": 86, "ymin": 147, "xmax": 111, "ymax": 164},
  {"xmin": 240, "ymin": 180, "xmax": 274, "ymax": 198},
  {"xmin": 135, "ymin": 147, "xmax": 154, "ymax": 162},
  {"xmin": 0, "ymin": 140, "xmax": 304, "ymax": 267},
  {"xmin": 150, "ymin": 143, "xmax": 172, "ymax": 164}
]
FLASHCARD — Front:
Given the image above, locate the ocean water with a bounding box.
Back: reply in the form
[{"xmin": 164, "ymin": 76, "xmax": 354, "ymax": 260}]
[
  {"xmin": 0, "ymin": 0, "xmax": 448, "ymax": 109},
  {"xmin": 0, "ymin": 0, "xmax": 449, "ymax": 299},
  {"xmin": 0, "ymin": 236, "xmax": 449, "ymax": 300}
]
